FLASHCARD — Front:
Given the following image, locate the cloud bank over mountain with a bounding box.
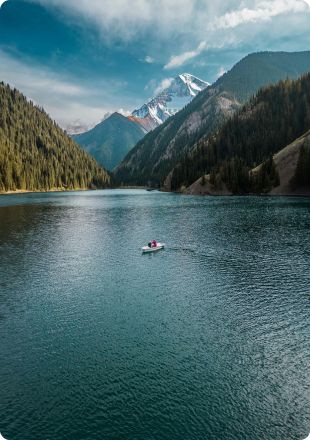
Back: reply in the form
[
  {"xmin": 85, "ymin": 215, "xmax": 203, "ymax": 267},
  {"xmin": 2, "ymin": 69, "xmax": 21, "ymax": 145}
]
[{"xmin": 0, "ymin": 0, "xmax": 309, "ymax": 129}]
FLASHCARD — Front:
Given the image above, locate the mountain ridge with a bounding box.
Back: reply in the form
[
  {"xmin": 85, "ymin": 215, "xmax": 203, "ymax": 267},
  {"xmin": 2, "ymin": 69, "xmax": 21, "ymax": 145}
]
[
  {"xmin": 114, "ymin": 50, "xmax": 310, "ymax": 187},
  {"xmin": 169, "ymin": 72, "xmax": 310, "ymax": 194}
]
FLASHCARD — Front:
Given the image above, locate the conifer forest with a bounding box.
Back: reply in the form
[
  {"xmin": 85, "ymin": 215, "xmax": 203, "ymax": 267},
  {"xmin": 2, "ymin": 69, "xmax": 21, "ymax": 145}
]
[
  {"xmin": 170, "ymin": 74, "xmax": 310, "ymax": 193},
  {"xmin": 0, "ymin": 83, "xmax": 113, "ymax": 192}
]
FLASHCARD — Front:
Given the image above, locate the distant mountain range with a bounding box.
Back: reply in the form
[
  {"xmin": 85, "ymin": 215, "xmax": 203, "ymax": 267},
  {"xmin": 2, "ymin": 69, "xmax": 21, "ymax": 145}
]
[
  {"xmin": 72, "ymin": 73, "xmax": 209, "ymax": 170},
  {"xmin": 114, "ymin": 51, "xmax": 310, "ymax": 187}
]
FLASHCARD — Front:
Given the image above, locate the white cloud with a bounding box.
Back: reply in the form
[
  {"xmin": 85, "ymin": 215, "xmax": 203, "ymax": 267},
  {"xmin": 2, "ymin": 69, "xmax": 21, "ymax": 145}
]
[
  {"xmin": 67, "ymin": 108, "xmax": 131, "ymax": 134},
  {"xmin": 0, "ymin": 1, "xmax": 7, "ymax": 7},
  {"xmin": 139, "ymin": 56, "xmax": 156, "ymax": 64},
  {"xmin": 164, "ymin": 41, "xmax": 208, "ymax": 70},
  {"xmin": 66, "ymin": 119, "xmax": 89, "ymax": 134},
  {"xmin": 212, "ymin": 0, "xmax": 309, "ymax": 29},
  {"xmin": 102, "ymin": 108, "xmax": 132, "ymax": 121},
  {"xmin": 217, "ymin": 67, "xmax": 226, "ymax": 78},
  {"xmin": 154, "ymin": 78, "xmax": 174, "ymax": 95},
  {"xmin": 144, "ymin": 77, "xmax": 174, "ymax": 94},
  {"xmin": 145, "ymin": 56, "xmax": 155, "ymax": 63},
  {"xmin": 117, "ymin": 108, "xmax": 131, "ymax": 117},
  {"xmin": 101, "ymin": 111, "xmax": 113, "ymax": 122}
]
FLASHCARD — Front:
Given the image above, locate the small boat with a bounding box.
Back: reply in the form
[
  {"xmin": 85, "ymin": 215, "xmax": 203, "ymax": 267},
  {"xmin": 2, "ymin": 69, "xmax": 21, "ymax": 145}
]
[{"xmin": 142, "ymin": 243, "xmax": 165, "ymax": 253}]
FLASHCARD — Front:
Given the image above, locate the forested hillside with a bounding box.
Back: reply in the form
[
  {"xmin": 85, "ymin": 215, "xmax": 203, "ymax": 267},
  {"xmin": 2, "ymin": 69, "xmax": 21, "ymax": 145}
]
[
  {"xmin": 114, "ymin": 51, "xmax": 310, "ymax": 187},
  {"xmin": 72, "ymin": 113, "xmax": 145, "ymax": 171},
  {"xmin": 213, "ymin": 51, "xmax": 310, "ymax": 103},
  {"xmin": 170, "ymin": 73, "xmax": 310, "ymax": 193},
  {"xmin": 0, "ymin": 82, "xmax": 113, "ymax": 192}
]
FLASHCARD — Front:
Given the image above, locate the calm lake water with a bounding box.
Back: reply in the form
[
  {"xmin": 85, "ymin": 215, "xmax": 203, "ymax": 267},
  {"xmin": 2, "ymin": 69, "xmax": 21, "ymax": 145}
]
[{"xmin": 0, "ymin": 190, "xmax": 309, "ymax": 440}]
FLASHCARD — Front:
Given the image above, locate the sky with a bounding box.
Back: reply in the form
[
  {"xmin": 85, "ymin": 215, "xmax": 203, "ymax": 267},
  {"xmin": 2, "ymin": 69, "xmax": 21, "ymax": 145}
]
[{"xmin": 0, "ymin": 0, "xmax": 310, "ymax": 133}]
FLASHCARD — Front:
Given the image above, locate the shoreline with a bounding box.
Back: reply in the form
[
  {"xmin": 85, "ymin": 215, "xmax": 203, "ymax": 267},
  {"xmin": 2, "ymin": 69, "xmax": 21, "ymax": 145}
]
[
  {"xmin": 0, "ymin": 188, "xmax": 97, "ymax": 196},
  {"xmin": 0, "ymin": 187, "xmax": 156, "ymax": 196},
  {"xmin": 115, "ymin": 186, "xmax": 153, "ymax": 189},
  {"xmin": 1, "ymin": 188, "xmax": 309, "ymax": 197},
  {"xmin": 159, "ymin": 188, "xmax": 310, "ymax": 197}
]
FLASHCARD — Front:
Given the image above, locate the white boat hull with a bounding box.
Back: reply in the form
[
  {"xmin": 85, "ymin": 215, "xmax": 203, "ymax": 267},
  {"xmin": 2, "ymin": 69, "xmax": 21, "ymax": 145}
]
[{"xmin": 142, "ymin": 243, "xmax": 165, "ymax": 253}]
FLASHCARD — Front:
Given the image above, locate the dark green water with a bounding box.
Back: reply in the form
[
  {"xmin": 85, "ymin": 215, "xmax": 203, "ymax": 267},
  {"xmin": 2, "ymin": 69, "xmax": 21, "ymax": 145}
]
[{"xmin": 0, "ymin": 190, "xmax": 309, "ymax": 440}]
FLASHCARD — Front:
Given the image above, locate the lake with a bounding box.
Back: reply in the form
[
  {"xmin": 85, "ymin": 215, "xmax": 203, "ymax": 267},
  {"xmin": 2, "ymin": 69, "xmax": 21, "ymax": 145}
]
[{"xmin": 0, "ymin": 190, "xmax": 309, "ymax": 440}]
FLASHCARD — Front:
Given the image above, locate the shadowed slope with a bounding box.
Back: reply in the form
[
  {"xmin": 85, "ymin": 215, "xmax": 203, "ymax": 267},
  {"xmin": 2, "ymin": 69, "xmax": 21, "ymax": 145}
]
[{"xmin": 72, "ymin": 113, "xmax": 145, "ymax": 171}]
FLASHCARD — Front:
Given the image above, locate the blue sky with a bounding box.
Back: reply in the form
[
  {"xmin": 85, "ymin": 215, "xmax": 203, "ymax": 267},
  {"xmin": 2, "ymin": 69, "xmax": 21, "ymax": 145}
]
[{"xmin": 0, "ymin": 0, "xmax": 310, "ymax": 133}]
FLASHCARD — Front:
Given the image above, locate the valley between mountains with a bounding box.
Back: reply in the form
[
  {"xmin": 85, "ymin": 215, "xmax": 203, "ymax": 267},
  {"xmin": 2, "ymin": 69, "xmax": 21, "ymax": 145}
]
[{"xmin": 1, "ymin": 51, "xmax": 310, "ymax": 196}]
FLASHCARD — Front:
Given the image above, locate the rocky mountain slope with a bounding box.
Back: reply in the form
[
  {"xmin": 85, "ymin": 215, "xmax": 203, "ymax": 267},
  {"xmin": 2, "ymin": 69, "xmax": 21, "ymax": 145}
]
[
  {"xmin": 131, "ymin": 73, "xmax": 209, "ymax": 128},
  {"xmin": 72, "ymin": 113, "xmax": 145, "ymax": 171},
  {"xmin": 114, "ymin": 51, "xmax": 310, "ymax": 187}
]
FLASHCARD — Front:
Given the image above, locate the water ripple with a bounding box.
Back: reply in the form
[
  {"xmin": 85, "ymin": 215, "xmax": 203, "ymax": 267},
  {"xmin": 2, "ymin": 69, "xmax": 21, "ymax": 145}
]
[{"xmin": 0, "ymin": 191, "xmax": 309, "ymax": 440}]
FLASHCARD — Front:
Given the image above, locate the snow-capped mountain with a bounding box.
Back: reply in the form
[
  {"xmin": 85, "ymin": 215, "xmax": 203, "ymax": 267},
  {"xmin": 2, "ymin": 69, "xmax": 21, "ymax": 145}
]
[
  {"xmin": 131, "ymin": 73, "xmax": 210, "ymax": 128},
  {"xmin": 72, "ymin": 73, "xmax": 210, "ymax": 172}
]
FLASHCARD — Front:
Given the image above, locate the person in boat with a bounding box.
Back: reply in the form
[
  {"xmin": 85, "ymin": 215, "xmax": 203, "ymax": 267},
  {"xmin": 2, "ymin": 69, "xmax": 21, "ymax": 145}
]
[
  {"xmin": 152, "ymin": 239, "xmax": 157, "ymax": 247},
  {"xmin": 148, "ymin": 241, "xmax": 152, "ymax": 248}
]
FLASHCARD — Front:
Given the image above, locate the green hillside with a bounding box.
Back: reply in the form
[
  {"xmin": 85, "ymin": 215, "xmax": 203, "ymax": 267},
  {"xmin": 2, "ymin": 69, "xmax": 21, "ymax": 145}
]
[
  {"xmin": 0, "ymin": 82, "xmax": 113, "ymax": 192},
  {"xmin": 214, "ymin": 51, "xmax": 310, "ymax": 103},
  {"xmin": 171, "ymin": 73, "xmax": 310, "ymax": 193},
  {"xmin": 114, "ymin": 51, "xmax": 310, "ymax": 187},
  {"xmin": 72, "ymin": 113, "xmax": 145, "ymax": 171}
]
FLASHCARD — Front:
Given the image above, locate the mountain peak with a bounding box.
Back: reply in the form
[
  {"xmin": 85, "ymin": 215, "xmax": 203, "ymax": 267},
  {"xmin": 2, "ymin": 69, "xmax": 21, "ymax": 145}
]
[
  {"xmin": 179, "ymin": 73, "xmax": 203, "ymax": 81},
  {"xmin": 131, "ymin": 73, "xmax": 210, "ymax": 126}
]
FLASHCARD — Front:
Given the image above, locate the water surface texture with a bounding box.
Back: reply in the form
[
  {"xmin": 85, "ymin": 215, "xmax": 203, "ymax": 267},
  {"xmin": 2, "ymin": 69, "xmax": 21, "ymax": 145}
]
[{"xmin": 0, "ymin": 190, "xmax": 309, "ymax": 440}]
